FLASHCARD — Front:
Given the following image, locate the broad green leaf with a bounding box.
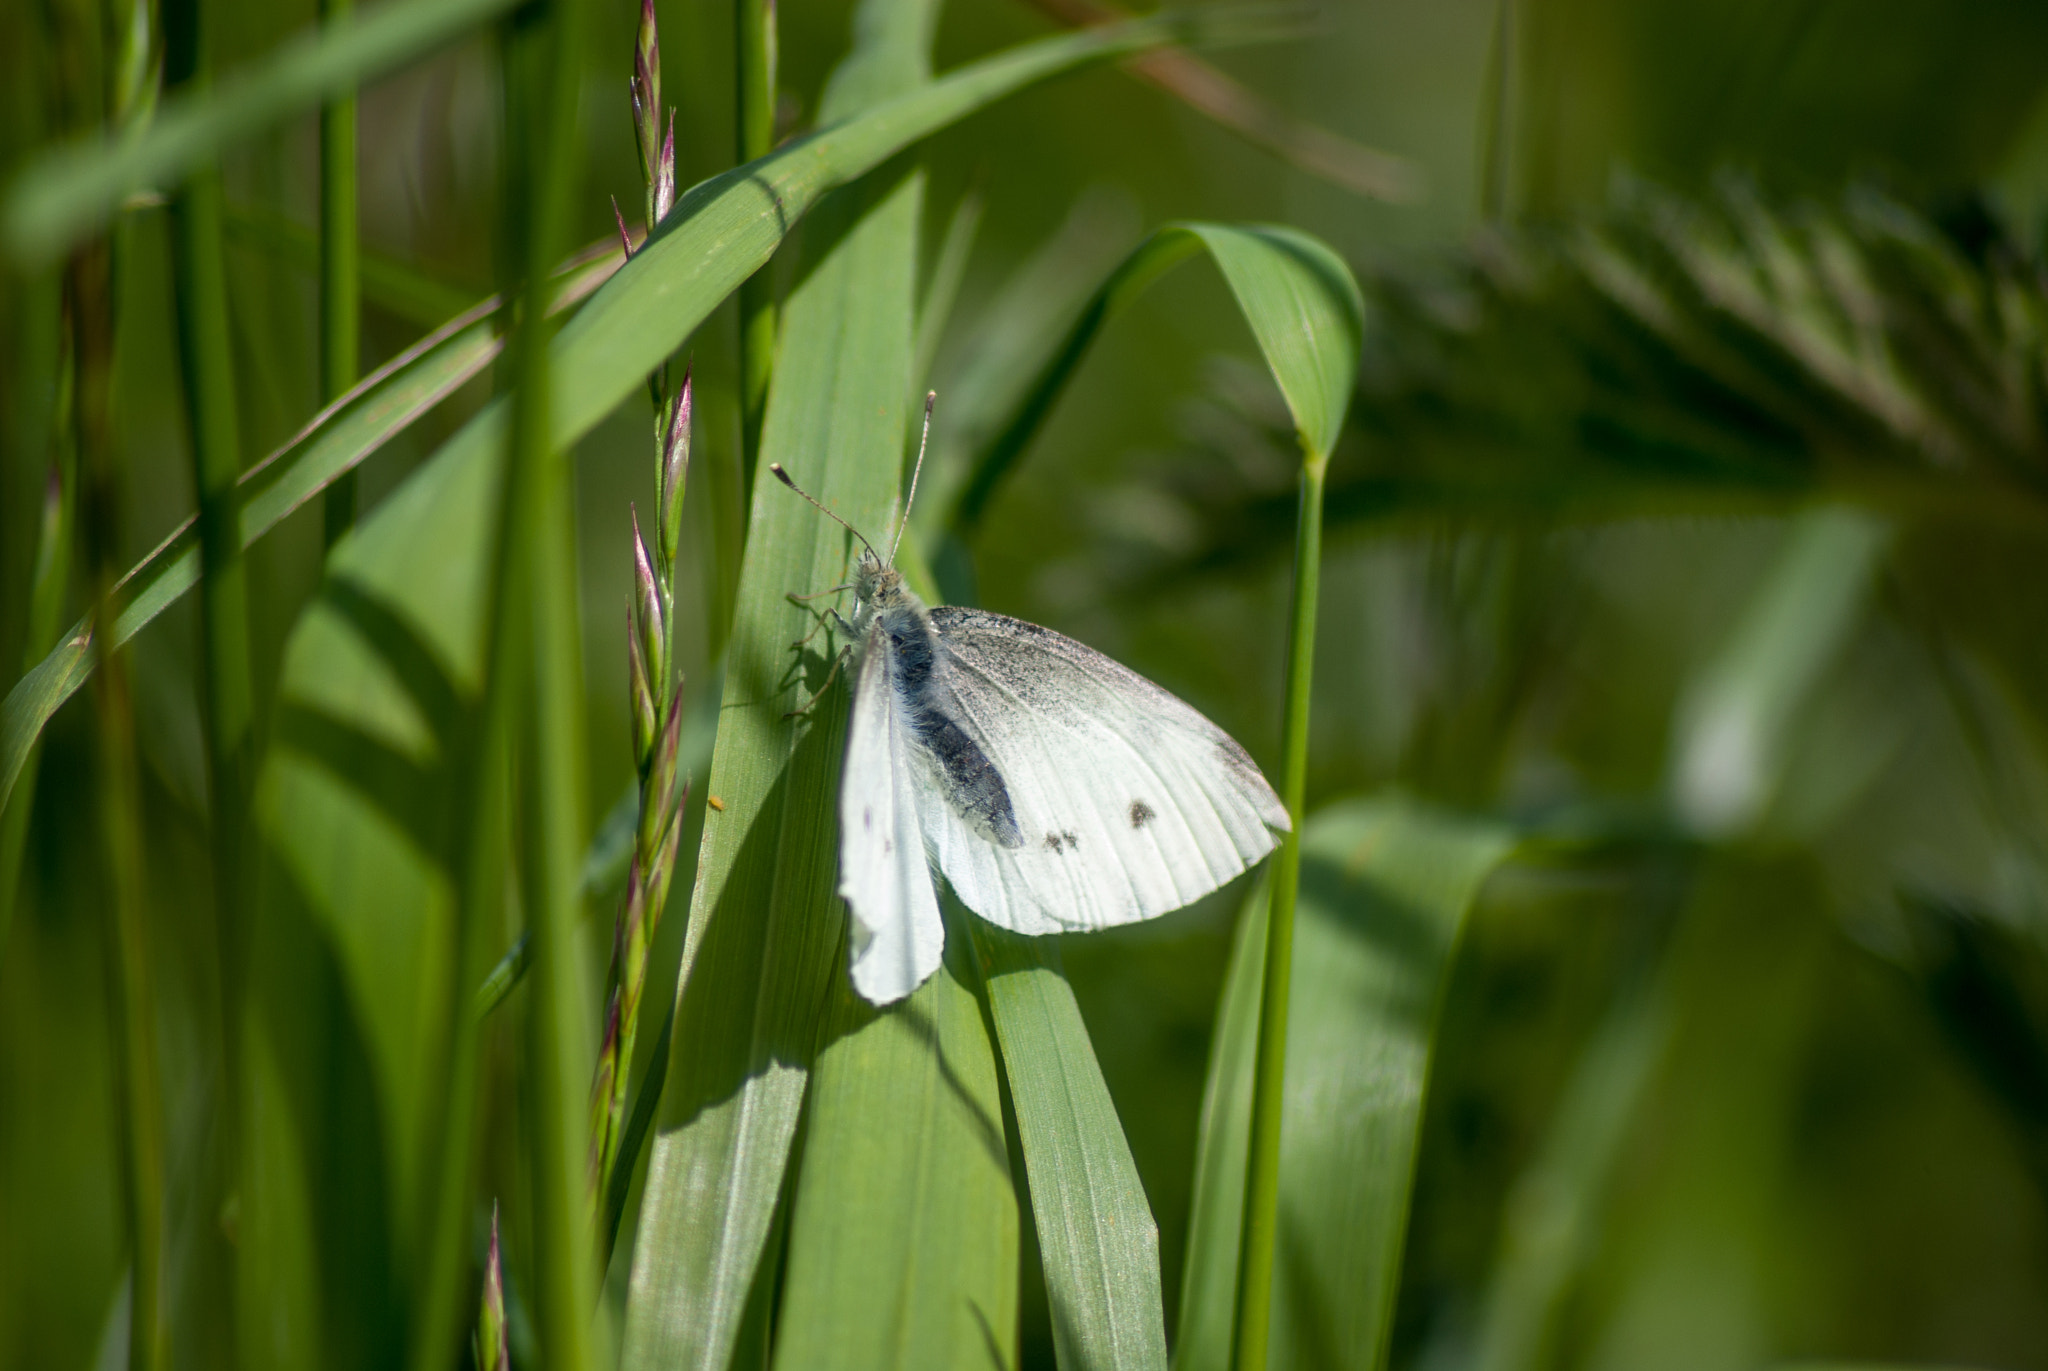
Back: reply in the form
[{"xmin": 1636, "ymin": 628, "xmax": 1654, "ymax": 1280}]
[
  {"xmin": 973, "ymin": 921, "xmax": 1170, "ymax": 1371},
  {"xmin": 1178, "ymin": 796, "xmax": 1516, "ymax": 1371},
  {"xmin": 629, "ymin": 0, "xmax": 1015, "ymax": 1362},
  {"xmin": 0, "ymin": 245, "xmax": 620, "ymax": 820},
  {"xmin": 774, "ymin": 914, "xmax": 1017, "ymax": 1368},
  {"xmin": 949, "ymin": 221, "xmax": 1365, "ymax": 536},
  {"xmin": 4, "ymin": 0, "xmax": 528, "ymax": 264}
]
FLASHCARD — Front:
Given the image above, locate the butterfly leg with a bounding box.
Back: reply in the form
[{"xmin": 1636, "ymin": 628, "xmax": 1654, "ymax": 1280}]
[
  {"xmin": 790, "ymin": 602, "xmax": 859, "ymax": 651},
  {"xmin": 783, "ymin": 645, "xmax": 851, "ymax": 719}
]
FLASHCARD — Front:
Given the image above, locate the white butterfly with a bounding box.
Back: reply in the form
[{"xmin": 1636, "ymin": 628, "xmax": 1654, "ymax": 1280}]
[{"xmin": 774, "ymin": 399, "xmax": 1289, "ymax": 1005}]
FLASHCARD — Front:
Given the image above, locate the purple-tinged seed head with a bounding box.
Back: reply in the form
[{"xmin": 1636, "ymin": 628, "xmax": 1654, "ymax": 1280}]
[{"xmin": 660, "ymin": 363, "xmax": 692, "ymax": 567}]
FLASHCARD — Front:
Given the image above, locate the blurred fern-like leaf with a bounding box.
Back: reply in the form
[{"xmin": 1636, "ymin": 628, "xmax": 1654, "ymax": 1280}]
[{"xmin": 1136, "ymin": 178, "xmax": 2048, "ymax": 581}]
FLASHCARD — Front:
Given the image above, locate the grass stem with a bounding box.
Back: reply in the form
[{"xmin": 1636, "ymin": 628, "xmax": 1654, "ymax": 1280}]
[
  {"xmin": 735, "ymin": 0, "xmax": 778, "ymax": 504},
  {"xmin": 502, "ymin": 0, "xmax": 599, "ymax": 1361},
  {"xmin": 164, "ymin": 0, "xmax": 250, "ymax": 1349},
  {"xmin": 71, "ymin": 219, "xmax": 167, "ymax": 1371},
  {"xmin": 318, "ymin": 0, "xmax": 360, "ymax": 547},
  {"xmin": 1230, "ymin": 449, "xmax": 1326, "ymax": 1371},
  {"xmin": 0, "ymin": 338, "xmax": 75, "ymax": 965}
]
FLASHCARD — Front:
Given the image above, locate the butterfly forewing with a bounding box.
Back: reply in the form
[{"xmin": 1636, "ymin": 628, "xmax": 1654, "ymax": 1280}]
[
  {"xmin": 837, "ymin": 615, "xmax": 947, "ymax": 1004},
  {"xmin": 914, "ymin": 607, "xmax": 1288, "ymax": 935}
]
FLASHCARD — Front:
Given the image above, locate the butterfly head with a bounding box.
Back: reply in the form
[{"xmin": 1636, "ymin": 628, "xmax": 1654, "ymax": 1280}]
[{"xmin": 853, "ymin": 549, "xmax": 906, "ymax": 616}]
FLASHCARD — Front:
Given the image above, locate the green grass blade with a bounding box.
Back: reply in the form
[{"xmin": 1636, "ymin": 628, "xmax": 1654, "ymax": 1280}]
[
  {"xmin": 163, "ymin": 3, "xmax": 254, "ymax": 1338},
  {"xmin": 318, "ymin": 0, "xmax": 362, "ymax": 547},
  {"xmin": 496, "ymin": 0, "xmax": 599, "ymax": 1364},
  {"xmin": 912, "ymin": 188, "xmax": 982, "ymax": 398},
  {"xmin": 761, "ymin": 11, "xmax": 1021, "ymax": 1356},
  {"xmin": 734, "ymin": 0, "xmax": 778, "ymax": 506},
  {"xmin": 774, "ymin": 909, "xmax": 1018, "ymax": 1368},
  {"xmin": 1179, "ymin": 797, "xmax": 1516, "ymax": 1371},
  {"xmin": 947, "ymin": 221, "xmax": 1364, "ymax": 537},
  {"xmin": 0, "ymin": 245, "xmax": 621, "ymax": 819},
  {"xmin": 0, "ymin": 409, "xmax": 75, "ymax": 966},
  {"xmin": 4, "ymin": 0, "xmax": 528, "ymax": 264},
  {"xmin": 1668, "ymin": 505, "xmax": 1889, "ymax": 837},
  {"xmin": 973, "ymin": 922, "xmax": 1170, "ymax": 1371},
  {"xmin": 625, "ymin": 0, "xmax": 1024, "ymax": 1359}
]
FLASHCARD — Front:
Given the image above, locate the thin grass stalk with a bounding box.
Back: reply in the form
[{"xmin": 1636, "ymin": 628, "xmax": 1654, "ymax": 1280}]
[
  {"xmin": 162, "ymin": 7, "xmax": 252, "ymax": 1307},
  {"xmin": 500, "ymin": 0, "xmax": 599, "ymax": 1360},
  {"xmin": 735, "ymin": 0, "xmax": 777, "ymax": 502},
  {"xmin": 318, "ymin": 0, "xmax": 360, "ymax": 546},
  {"xmin": 71, "ymin": 216, "xmax": 167, "ymax": 1371},
  {"xmin": 0, "ymin": 347, "xmax": 75, "ymax": 962},
  {"xmin": 1229, "ymin": 448, "xmax": 1326, "ymax": 1371}
]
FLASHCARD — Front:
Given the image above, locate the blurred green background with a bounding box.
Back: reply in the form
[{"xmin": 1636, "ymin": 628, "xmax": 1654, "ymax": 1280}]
[{"xmin": 8, "ymin": 0, "xmax": 2048, "ymax": 1366}]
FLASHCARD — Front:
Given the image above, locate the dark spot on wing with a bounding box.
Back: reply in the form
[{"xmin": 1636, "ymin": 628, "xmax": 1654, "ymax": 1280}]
[
  {"xmin": 1130, "ymin": 800, "xmax": 1155, "ymax": 829},
  {"xmin": 863, "ymin": 807, "xmax": 873, "ymax": 833},
  {"xmin": 1043, "ymin": 832, "xmax": 1064, "ymax": 853},
  {"xmin": 1063, "ymin": 831, "xmax": 1079, "ymax": 849}
]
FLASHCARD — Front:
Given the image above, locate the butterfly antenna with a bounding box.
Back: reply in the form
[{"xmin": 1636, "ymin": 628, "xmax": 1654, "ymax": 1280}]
[
  {"xmin": 887, "ymin": 391, "xmax": 936, "ymax": 567},
  {"xmin": 770, "ymin": 464, "xmax": 881, "ymax": 562}
]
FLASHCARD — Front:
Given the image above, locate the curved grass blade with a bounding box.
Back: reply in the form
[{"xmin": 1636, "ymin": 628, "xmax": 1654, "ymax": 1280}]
[
  {"xmin": 1177, "ymin": 797, "xmax": 1516, "ymax": 1371},
  {"xmin": 972, "ymin": 921, "xmax": 1169, "ymax": 1371},
  {"xmin": 0, "ymin": 244, "xmax": 622, "ymax": 820},
  {"xmin": 5, "ymin": 0, "xmax": 528, "ymax": 265},
  {"xmin": 947, "ymin": 221, "xmax": 1364, "ymax": 538}
]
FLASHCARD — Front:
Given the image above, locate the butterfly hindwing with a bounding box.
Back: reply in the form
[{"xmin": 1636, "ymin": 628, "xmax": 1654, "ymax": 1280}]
[
  {"xmin": 837, "ymin": 616, "xmax": 946, "ymax": 1004},
  {"xmin": 913, "ymin": 606, "xmax": 1289, "ymax": 935}
]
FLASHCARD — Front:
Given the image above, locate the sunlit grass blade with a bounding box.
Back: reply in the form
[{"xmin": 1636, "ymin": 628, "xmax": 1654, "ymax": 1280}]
[
  {"xmin": 0, "ymin": 242, "xmax": 622, "ymax": 818},
  {"xmin": 1668, "ymin": 505, "xmax": 1889, "ymax": 837},
  {"xmin": 627, "ymin": 0, "xmax": 1026, "ymax": 1358},
  {"xmin": 1179, "ymin": 797, "xmax": 1516, "ymax": 1371},
  {"xmin": 4, "ymin": 0, "xmax": 528, "ymax": 264},
  {"xmin": 775, "ymin": 910, "xmax": 1018, "ymax": 1367},
  {"xmin": 973, "ymin": 921, "xmax": 1169, "ymax": 1371}
]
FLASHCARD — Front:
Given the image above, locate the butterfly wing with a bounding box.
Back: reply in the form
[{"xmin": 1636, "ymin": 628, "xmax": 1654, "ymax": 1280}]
[
  {"xmin": 915, "ymin": 606, "xmax": 1289, "ymax": 934},
  {"xmin": 838, "ymin": 619, "xmax": 946, "ymax": 1004}
]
